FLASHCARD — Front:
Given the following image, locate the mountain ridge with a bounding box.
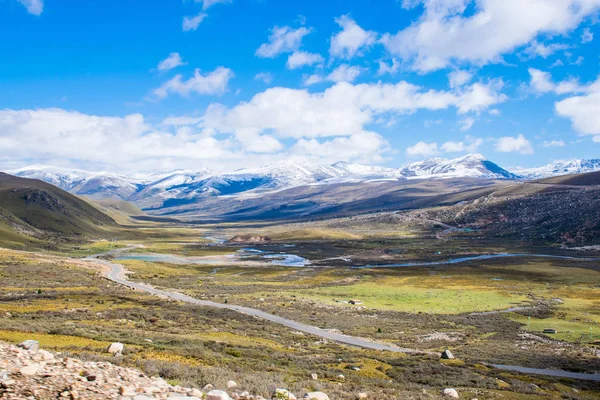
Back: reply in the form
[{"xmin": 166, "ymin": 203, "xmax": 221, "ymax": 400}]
[{"xmin": 8, "ymin": 155, "xmax": 600, "ymax": 210}]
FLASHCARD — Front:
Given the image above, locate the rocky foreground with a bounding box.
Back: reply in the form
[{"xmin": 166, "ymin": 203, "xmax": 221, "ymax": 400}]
[{"xmin": 0, "ymin": 340, "xmax": 338, "ymax": 400}]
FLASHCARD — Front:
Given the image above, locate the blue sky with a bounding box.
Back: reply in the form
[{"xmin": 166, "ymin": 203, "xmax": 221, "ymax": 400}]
[{"xmin": 0, "ymin": 0, "xmax": 599, "ymax": 173}]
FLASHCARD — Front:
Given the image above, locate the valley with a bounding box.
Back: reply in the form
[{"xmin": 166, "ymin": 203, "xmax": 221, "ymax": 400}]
[{"xmin": 1, "ymin": 169, "xmax": 600, "ymax": 399}]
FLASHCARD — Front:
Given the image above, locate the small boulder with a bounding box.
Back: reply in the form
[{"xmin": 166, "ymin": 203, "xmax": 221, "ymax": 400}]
[
  {"xmin": 19, "ymin": 363, "xmax": 41, "ymax": 376},
  {"xmin": 302, "ymin": 393, "xmax": 329, "ymax": 400},
  {"xmin": 337, "ymin": 374, "xmax": 345, "ymax": 380},
  {"xmin": 120, "ymin": 386, "xmax": 136, "ymax": 396},
  {"xmin": 206, "ymin": 390, "xmax": 232, "ymax": 400},
  {"xmin": 191, "ymin": 389, "xmax": 204, "ymax": 397},
  {"xmin": 273, "ymin": 389, "xmax": 297, "ymax": 400},
  {"xmin": 443, "ymin": 388, "xmax": 459, "ymax": 399},
  {"xmin": 441, "ymin": 350, "xmax": 455, "ymax": 360},
  {"xmin": 107, "ymin": 342, "xmax": 124, "ymax": 356},
  {"xmin": 203, "ymin": 384, "xmax": 215, "ymax": 392},
  {"xmin": 358, "ymin": 393, "xmax": 368, "ymax": 399},
  {"xmin": 17, "ymin": 340, "xmax": 40, "ymax": 353},
  {"xmin": 227, "ymin": 380, "xmax": 238, "ymax": 389},
  {"xmin": 309, "ymin": 373, "xmax": 318, "ymax": 380},
  {"xmin": 33, "ymin": 349, "xmax": 54, "ymax": 361}
]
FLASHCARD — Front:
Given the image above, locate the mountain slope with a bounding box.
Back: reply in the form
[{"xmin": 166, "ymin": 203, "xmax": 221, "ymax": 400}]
[
  {"xmin": 9, "ymin": 165, "xmax": 148, "ymax": 200},
  {"xmin": 0, "ymin": 173, "xmax": 116, "ymax": 246},
  {"xmin": 512, "ymin": 159, "xmax": 600, "ymax": 180},
  {"xmin": 399, "ymin": 154, "xmax": 518, "ymax": 180}
]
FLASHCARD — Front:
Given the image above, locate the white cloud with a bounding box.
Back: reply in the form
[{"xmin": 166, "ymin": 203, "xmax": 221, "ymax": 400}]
[
  {"xmin": 254, "ymin": 72, "xmax": 273, "ymax": 84},
  {"xmin": 161, "ymin": 116, "xmax": 203, "ymax": 126},
  {"xmin": 153, "ymin": 67, "xmax": 234, "ymax": 99},
  {"xmin": 424, "ymin": 119, "xmax": 442, "ymax": 128},
  {"xmin": 286, "ymin": 51, "xmax": 324, "ymax": 69},
  {"xmin": 523, "ymin": 41, "xmax": 569, "ymax": 59},
  {"xmin": 17, "ymin": 0, "xmax": 43, "ymax": 15},
  {"xmin": 0, "ymin": 78, "xmax": 506, "ymax": 171},
  {"xmin": 203, "ymin": 80, "xmax": 505, "ymax": 151},
  {"xmin": 528, "ymin": 68, "xmax": 585, "ymax": 95},
  {"xmin": 495, "ymin": 134, "xmax": 534, "ymax": 154},
  {"xmin": 581, "ymin": 27, "xmax": 594, "ymax": 43},
  {"xmin": 291, "ymin": 131, "xmax": 390, "ymax": 163},
  {"xmin": 256, "ymin": 26, "xmax": 312, "ymax": 58},
  {"xmin": 406, "ymin": 141, "xmax": 439, "ymax": 157},
  {"xmin": 330, "ymin": 15, "xmax": 378, "ymax": 59},
  {"xmin": 377, "ymin": 58, "xmax": 400, "ymax": 75},
  {"xmin": 302, "ymin": 74, "xmax": 324, "ymax": 86},
  {"xmin": 303, "ymin": 64, "xmax": 364, "ymax": 85},
  {"xmin": 157, "ymin": 53, "xmax": 186, "ymax": 71},
  {"xmin": 382, "ymin": 0, "xmax": 600, "ymax": 72},
  {"xmin": 0, "ymin": 109, "xmax": 242, "ymax": 173},
  {"xmin": 448, "ymin": 70, "xmax": 473, "ymax": 88},
  {"xmin": 458, "ymin": 117, "xmax": 475, "ymax": 131},
  {"xmin": 195, "ymin": 0, "xmax": 231, "ymax": 10},
  {"xmin": 440, "ymin": 136, "xmax": 483, "ymax": 153},
  {"xmin": 182, "ymin": 13, "xmax": 207, "ymax": 31},
  {"xmin": 542, "ymin": 139, "xmax": 566, "ymax": 147},
  {"xmin": 556, "ymin": 90, "xmax": 600, "ymax": 135},
  {"xmin": 326, "ymin": 64, "xmax": 362, "ymax": 83}
]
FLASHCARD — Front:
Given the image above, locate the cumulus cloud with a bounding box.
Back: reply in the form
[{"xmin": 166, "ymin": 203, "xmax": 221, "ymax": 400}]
[
  {"xmin": 195, "ymin": 0, "xmax": 231, "ymax": 10},
  {"xmin": 330, "ymin": 15, "xmax": 378, "ymax": 59},
  {"xmin": 528, "ymin": 68, "xmax": 584, "ymax": 95},
  {"xmin": 448, "ymin": 70, "xmax": 473, "ymax": 88},
  {"xmin": 440, "ymin": 136, "xmax": 483, "ymax": 153},
  {"xmin": 458, "ymin": 117, "xmax": 475, "ymax": 131},
  {"xmin": 406, "ymin": 141, "xmax": 439, "ymax": 157},
  {"xmin": 382, "ymin": 0, "xmax": 600, "ymax": 72},
  {"xmin": 17, "ymin": 0, "xmax": 43, "ymax": 15},
  {"xmin": 254, "ymin": 72, "xmax": 273, "ymax": 84},
  {"xmin": 377, "ymin": 58, "xmax": 400, "ymax": 75},
  {"xmin": 407, "ymin": 136, "xmax": 483, "ymax": 156},
  {"xmin": 495, "ymin": 134, "xmax": 534, "ymax": 154},
  {"xmin": 182, "ymin": 13, "xmax": 207, "ymax": 31},
  {"xmin": 153, "ymin": 67, "xmax": 234, "ymax": 99},
  {"xmin": 157, "ymin": 53, "xmax": 186, "ymax": 71},
  {"xmin": 303, "ymin": 64, "xmax": 363, "ymax": 85},
  {"xmin": 203, "ymin": 80, "xmax": 505, "ymax": 156},
  {"xmin": 0, "ymin": 76, "xmax": 506, "ymax": 172},
  {"xmin": 523, "ymin": 41, "xmax": 570, "ymax": 59},
  {"xmin": 556, "ymin": 90, "xmax": 600, "ymax": 135},
  {"xmin": 286, "ymin": 51, "xmax": 324, "ymax": 69},
  {"xmin": 256, "ymin": 26, "xmax": 312, "ymax": 58},
  {"xmin": 0, "ymin": 109, "xmax": 242, "ymax": 173},
  {"xmin": 291, "ymin": 131, "xmax": 390, "ymax": 163},
  {"xmin": 542, "ymin": 139, "xmax": 566, "ymax": 147},
  {"xmin": 326, "ymin": 64, "xmax": 362, "ymax": 83},
  {"xmin": 581, "ymin": 27, "xmax": 594, "ymax": 43}
]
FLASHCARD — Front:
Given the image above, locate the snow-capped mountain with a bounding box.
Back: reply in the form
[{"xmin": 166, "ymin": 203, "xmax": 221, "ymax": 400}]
[
  {"xmin": 398, "ymin": 154, "xmax": 518, "ymax": 180},
  {"xmin": 8, "ymin": 165, "xmax": 150, "ymax": 200},
  {"xmin": 10, "ymin": 155, "xmax": 597, "ymax": 210},
  {"xmin": 331, "ymin": 161, "xmax": 400, "ymax": 178},
  {"xmin": 511, "ymin": 159, "xmax": 600, "ymax": 180}
]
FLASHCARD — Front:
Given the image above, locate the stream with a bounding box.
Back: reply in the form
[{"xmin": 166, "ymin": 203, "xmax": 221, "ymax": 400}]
[{"xmin": 85, "ymin": 245, "xmax": 600, "ymax": 382}]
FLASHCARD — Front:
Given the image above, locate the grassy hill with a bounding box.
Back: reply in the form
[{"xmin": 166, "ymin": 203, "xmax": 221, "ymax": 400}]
[
  {"xmin": 534, "ymin": 170, "xmax": 600, "ymax": 186},
  {"xmin": 0, "ymin": 173, "xmax": 117, "ymax": 248},
  {"xmin": 85, "ymin": 197, "xmax": 146, "ymax": 224}
]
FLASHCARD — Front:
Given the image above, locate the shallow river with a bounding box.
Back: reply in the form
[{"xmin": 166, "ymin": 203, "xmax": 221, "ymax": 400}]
[{"xmin": 86, "ymin": 246, "xmax": 600, "ymax": 381}]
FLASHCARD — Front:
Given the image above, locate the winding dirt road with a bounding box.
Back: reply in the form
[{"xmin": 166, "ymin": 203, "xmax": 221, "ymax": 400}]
[{"xmin": 85, "ymin": 247, "xmax": 423, "ymax": 354}]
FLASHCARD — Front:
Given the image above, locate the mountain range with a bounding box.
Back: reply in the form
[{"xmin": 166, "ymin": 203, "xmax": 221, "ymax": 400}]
[{"xmin": 7, "ymin": 154, "xmax": 600, "ymax": 211}]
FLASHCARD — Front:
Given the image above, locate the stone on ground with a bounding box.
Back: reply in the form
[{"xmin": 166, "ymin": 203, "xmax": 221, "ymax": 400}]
[
  {"xmin": 106, "ymin": 342, "xmax": 124, "ymax": 356},
  {"xmin": 302, "ymin": 392, "xmax": 329, "ymax": 400},
  {"xmin": 17, "ymin": 340, "xmax": 40, "ymax": 353},
  {"xmin": 443, "ymin": 388, "xmax": 460, "ymax": 398},
  {"xmin": 206, "ymin": 389, "xmax": 232, "ymax": 400},
  {"xmin": 441, "ymin": 349, "xmax": 455, "ymax": 359}
]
